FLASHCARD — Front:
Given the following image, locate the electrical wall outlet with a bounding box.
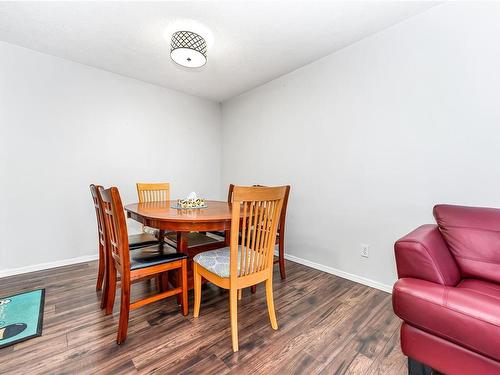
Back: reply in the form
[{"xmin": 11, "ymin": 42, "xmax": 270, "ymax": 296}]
[{"xmin": 361, "ymin": 244, "xmax": 370, "ymax": 258}]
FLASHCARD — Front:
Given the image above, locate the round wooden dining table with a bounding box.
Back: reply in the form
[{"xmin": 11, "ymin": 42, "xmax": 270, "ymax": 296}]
[
  {"xmin": 124, "ymin": 200, "xmax": 235, "ymax": 289},
  {"xmin": 125, "ymin": 200, "xmax": 234, "ymax": 233}
]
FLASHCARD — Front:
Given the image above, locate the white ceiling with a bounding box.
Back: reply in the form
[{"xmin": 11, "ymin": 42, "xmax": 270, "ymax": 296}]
[{"xmin": 0, "ymin": 1, "xmax": 437, "ymax": 102}]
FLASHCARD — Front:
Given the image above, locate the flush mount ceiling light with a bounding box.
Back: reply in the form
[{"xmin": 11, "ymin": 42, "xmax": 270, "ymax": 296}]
[{"xmin": 170, "ymin": 31, "xmax": 207, "ymax": 68}]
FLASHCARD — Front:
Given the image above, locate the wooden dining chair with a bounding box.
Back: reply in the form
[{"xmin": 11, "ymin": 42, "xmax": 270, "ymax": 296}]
[
  {"xmin": 221, "ymin": 184, "xmax": 291, "ymax": 284},
  {"xmin": 193, "ymin": 185, "xmax": 286, "ymax": 352},
  {"xmin": 137, "ymin": 182, "xmax": 171, "ymax": 203},
  {"xmin": 136, "ymin": 182, "xmax": 171, "ymax": 237},
  {"xmin": 90, "ymin": 184, "xmax": 159, "ymax": 292},
  {"xmin": 98, "ymin": 186, "xmax": 188, "ymax": 344}
]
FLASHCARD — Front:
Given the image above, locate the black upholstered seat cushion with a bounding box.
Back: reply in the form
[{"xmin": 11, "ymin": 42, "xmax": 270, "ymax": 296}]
[
  {"xmin": 165, "ymin": 232, "xmax": 221, "ymax": 247},
  {"xmin": 128, "ymin": 233, "xmax": 159, "ymax": 249},
  {"xmin": 130, "ymin": 246, "xmax": 187, "ymax": 271}
]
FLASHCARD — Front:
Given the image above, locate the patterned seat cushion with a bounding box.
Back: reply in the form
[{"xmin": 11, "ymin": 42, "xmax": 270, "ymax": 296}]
[
  {"xmin": 143, "ymin": 226, "xmax": 160, "ymax": 237},
  {"xmin": 193, "ymin": 247, "xmax": 263, "ymax": 278}
]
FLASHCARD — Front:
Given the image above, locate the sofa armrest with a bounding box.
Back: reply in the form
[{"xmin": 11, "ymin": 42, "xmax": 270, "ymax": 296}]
[{"xmin": 395, "ymin": 224, "xmax": 460, "ymax": 286}]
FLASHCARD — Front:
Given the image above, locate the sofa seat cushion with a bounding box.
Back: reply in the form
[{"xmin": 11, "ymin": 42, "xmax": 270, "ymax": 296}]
[
  {"xmin": 393, "ymin": 278, "xmax": 500, "ymax": 361},
  {"xmin": 458, "ymin": 279, "xmax": 500, "ymax": 301}
]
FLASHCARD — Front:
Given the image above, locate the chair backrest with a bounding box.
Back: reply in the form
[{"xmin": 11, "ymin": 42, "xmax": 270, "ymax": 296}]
[
  {"xmin": 227, "ymin": 184, "xmax": 290, "ymax": 233},
  {"xmin": 136, "ymin": 182, "xmax": 170, "ymax": 203},
  {"xmin": 227, "ymin": 184, "xmax": 235, "ymax": 202},
  {"xmin": 229, "ymin": 186, "xmax": 286, "ymax": 280},
  {"xmin": 98, "ymin": 186, "xmax": 130, "ymax": 276},
  {"xmin": 89, "ymin": 184, "xmax": 105, "ymax": 249}
]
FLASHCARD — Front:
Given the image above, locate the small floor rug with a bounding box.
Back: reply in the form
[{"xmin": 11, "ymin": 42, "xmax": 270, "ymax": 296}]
[{"xmin": 0, "ymin": 289, "xmax": 45, "ymax": 349}]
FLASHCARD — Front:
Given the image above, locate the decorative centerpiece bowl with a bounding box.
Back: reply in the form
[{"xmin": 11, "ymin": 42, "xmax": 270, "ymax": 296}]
[{"xmin": 172, "ymin": 192, "xmax": 207, "ymax": 209}]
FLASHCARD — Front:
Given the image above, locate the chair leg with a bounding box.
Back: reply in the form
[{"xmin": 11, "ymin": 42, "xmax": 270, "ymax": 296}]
[
  {"xmin": 193, "ymin": 263, "xmax": 202, "ymax": 318},
  {"xmin": 176, "ymin": 262, "xmax": 182, "ymax": 305},
  {"xmin": 229, "ymin": 287, "xmax": 239, "ymax": 352},
  {"xmin": 105, "ymin": 268, "xmax": 117, "ymax": 315},
  {"xmin": 279, "ymin": 235, "xmax": 286, "ymax": 280},
  {"xmin": 265, "ymin": 278, "xmax": 278, "ymax": 330},
  {"xmin": 181, "ymin": 260, "xmax": 188, "ymax": 316},
  {"xmin": 100, "ymin": 242, "xmax": 108, "ymax": 309},
  {"xmin": 96, "ymin": 243, "xmax": 105, "ymax": 291},
  {"xmin": 157, "ymin": 276, "xmax": 161, "ymax": 291},
  {"xmin": 116, "ymin": 281, "xmax": 131, "ymax": 344},
  {"xmin": 100, "ymin": 272, "xmax": 108, "ymax": 310},
  {"xmin": 160, "ymin": 272, "xmax": 169, "ymax": 292}
]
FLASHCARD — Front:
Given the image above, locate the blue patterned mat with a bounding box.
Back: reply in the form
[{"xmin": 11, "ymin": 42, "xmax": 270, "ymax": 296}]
[{"xmin": 0, "ymin": 289, "xmax": 45, "ymax": 349}]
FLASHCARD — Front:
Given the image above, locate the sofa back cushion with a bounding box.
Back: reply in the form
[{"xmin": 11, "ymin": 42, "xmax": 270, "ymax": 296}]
[{"xmin": 434, "ymin": 204, "xmax": 500, "ymax": 284}]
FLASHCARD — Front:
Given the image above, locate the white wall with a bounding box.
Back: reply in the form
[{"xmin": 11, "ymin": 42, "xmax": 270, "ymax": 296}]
[
  {"xmin": 221, "ymin": 2, "xmax": 500, "ymax": 289},
  {"xmin": 0, "ymin": 42, "xmax": 222, "ymax": 274},
  {"xmin": 3, "ymin": 2, "xmax": 500, "ymax": 289}
]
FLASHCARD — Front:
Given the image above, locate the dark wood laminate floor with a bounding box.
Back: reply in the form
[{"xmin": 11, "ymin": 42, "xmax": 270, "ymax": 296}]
[{"xmin": 0, "ymin": 260, "xmax": 406, "ymax": 374}]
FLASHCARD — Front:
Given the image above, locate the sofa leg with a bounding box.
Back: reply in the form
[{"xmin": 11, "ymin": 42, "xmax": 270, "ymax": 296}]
[{"xmin": 408, "ymin": 358, "xmax": 438, "ymax": 375}]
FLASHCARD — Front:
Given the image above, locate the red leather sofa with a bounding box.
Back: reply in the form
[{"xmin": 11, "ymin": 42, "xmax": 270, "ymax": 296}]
[{"xmin": 393, "ymin": 204, "xmax": 500, "ymax": 375}]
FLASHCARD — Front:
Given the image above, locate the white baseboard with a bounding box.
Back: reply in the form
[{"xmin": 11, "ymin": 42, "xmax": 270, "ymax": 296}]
[
  {"xmin": 1, "ymin": 251, "xmax": 393, "ymax": 294},
  {"xmin": 0, "ymin": 254, "xmax": 99, "ymax": 279},
  {"xmin": 282, "ymin": 253, "xmax": 393, "ymax": 293}
]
